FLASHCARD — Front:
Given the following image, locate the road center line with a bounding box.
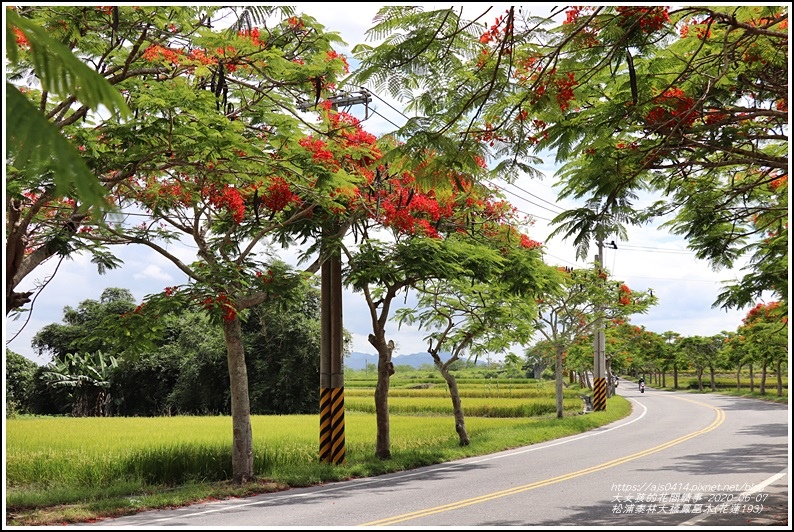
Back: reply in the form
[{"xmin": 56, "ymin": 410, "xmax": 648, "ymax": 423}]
[{"xmin": 360, "ymin": 400, "xmax": 724, "ymax": 526}]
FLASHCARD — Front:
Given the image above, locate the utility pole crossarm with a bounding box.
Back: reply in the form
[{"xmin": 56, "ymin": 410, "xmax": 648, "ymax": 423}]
[{"xmin": 297, "ymin": 90, "xmax": 372, "ymax": 111}]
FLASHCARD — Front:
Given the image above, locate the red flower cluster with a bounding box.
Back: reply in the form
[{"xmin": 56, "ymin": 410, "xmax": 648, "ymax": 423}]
[
  {"xmin": 142, "ymin": 44, "xmax": 183, "ymax": 65},
  {"xmin": 205, "ymin": 184, "xmax": 245, "ymax": 223},
  {"xmin": 615, "ymin": 6, "xmax": 670, "ymax": 33},
  {"xmin": 326, "ymin": 49, "xmax": 350, "ymax": 74},
  {"xmin": 514, "ymin": 54, "xmax": 541, "ymax": 84},
  {"xmin": 563, "ymin": 6, "xmax": 595, "ymax": 25},
  {"xmin": 14, "ymin": 27, "xmax": 29, "ymax": 48},
  {"xmin": 203, "ymin": 293, "xmax": 236, "ymax": 322},
  {"xmin": 769, "ymin": 174, "xmax": 787, "ymax": 192},
  {"xmin": 555, "ymin": 71, "xmax": 578, "ymax": 112},
  {"xmin": 475, "ymin": 122, "xmax": 508, "ymax": 146},
  {"xmin": 617, "ymin": 284, "xmax": 632, "ymax": 305},
  {"xmin": 520, "ymin": 234, "xmax": 542, "ymax": 249},
  {"xmin": 644, "ymin": 87, "xmax": 697, "ymax": 130},
  {"xmin": 256, "ymin": 269, "xmax": 274, "ymax": 284},
  {"xmin": 260, "ymin": 177, "xmax": 301, "ymax": 212},
  {"xmin": 156, "ymin": 181, "xmax": 193, "ymax": 205},
  {"xmin": 188, "ymin": 48, "xmax": 216, "ymax": 66},
  {"xmin": 561, "ymin": 7, "xmax": 599, "ymax": 46},
  {"xmin": 365, "ymin": 172, "xmax": 456, "ymax": 238},
  {"xmin": 479, "ymin": 14, "xmax": 506, "ymax": 44},
  {"xmin": 743, "ymin": 301, "xmax": 782, "ymax": 325},
  {"xmin": 299, "ymin": 136, "xmax": 337, "ymax": 166},
  {"xmin": 238, "ymin": 27, "xmax": 261, "ymax": 46},
  {"xmin": 287, "ymin": 16, "xmax": 305, "ymax": 29}
]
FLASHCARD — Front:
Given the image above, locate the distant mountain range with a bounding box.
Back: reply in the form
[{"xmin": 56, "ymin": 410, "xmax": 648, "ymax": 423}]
[
  {"xmin": 345, "ymin": 351, "xmax": 489, "ymax": 370},
  {"xmin": 345, "ymin": 351, "xmax": 435, "ymax": 370}
]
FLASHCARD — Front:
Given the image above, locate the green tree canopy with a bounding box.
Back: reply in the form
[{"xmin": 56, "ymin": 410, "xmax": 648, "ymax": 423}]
[
  {"xmin": 349, "ymin": 5, "xmax": 788, "ymax": 315},
  {"xmin": 31, "ymin": 287, "xmax": 136, "ymax": 362}
]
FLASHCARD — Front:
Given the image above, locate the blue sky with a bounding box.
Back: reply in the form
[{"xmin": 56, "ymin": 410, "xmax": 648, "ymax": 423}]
[{"xmin": 5, "ymin": 4, "xmax": 763, "ymax": 365}]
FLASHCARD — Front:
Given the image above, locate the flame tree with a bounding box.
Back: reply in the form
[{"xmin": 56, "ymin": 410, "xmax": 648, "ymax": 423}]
[
  {"xmin": 339, "ymin": 136, "xmax": 556, "ymax": 456},
  {"xmin": 348, "ymin": 5, "xmax": 788, "ymax": 318},
  {"xmin": 6, "ymin": 5, "xmax": 369, "ymax": 484},
  {"xmin": 532, "ymin": 266, "xmax": 657, "ymax": 418},
  {"xmin": 735, "ymin": 301, "xmax": 788, "ymax": 396}
]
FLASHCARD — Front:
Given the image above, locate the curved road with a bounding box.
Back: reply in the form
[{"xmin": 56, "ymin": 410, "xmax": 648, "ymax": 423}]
[{"xmin": 89, "ymin": 384, "xmax": 789, "ymax": 527}]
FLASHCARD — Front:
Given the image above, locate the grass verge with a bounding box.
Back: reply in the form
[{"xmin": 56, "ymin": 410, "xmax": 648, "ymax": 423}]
[{"xmin": 6, "ymin": 397, "xmax": 630, "ymax": 526}]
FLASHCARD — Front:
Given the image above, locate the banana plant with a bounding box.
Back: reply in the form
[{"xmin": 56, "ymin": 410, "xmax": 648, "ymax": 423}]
[{"xmin": 42, "ymin": 351, "xmax": 119, "ymax": 416}]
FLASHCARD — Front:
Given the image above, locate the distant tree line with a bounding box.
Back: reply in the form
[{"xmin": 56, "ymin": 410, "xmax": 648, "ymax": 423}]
[{"xmin": 6, "ymin": 286, "xmax": 332, "ymax": 417}]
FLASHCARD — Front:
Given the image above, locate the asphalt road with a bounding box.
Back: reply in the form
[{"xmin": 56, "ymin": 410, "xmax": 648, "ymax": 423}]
[{"xmin": 86, "ymin": 384, "xmax": 790, "ymax": 528}]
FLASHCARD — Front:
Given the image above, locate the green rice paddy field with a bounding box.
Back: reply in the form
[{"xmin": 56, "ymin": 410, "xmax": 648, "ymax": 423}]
[{"xmin": 6, "ymin": 377, "xmax": 630, "ymax": 525}]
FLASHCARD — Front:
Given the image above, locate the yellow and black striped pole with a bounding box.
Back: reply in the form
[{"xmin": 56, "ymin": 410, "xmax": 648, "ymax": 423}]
[
  {"xmin": 319, "ymin": 387, "xmax": 330, "ymax": 461},
  {"xmin": 319, "ymin": 386, "xmax": 345, "ymax": 463},
  {"xmin": 592, "ymin": 377, "xmax": 607, "ymax": 411},
  {"xmin": 324, "ymin": 386, "xmax": 345, "ymax": 464}
]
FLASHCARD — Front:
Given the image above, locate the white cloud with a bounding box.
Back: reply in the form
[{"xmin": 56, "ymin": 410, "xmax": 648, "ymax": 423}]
[{"xmin": 131, "ymin": 264, "xmax": 176, "ymax": 283}]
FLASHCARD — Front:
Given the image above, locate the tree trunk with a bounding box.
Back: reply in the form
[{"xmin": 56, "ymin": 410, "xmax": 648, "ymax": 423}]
[
  {"xmin": 223, "ymin": 316, "xmax": 254, "ymax": 484},
  {"xmin": 6, "ymin": 197, "xmax": 87, "ymax": 315},
  {"xmin": 98, "ymin": 388, "xmax": 111, "ymax": 417},
  {"xmin": 760, "ymin": 360, "xmax": 767, "ymax": 394},
  {"xmin": 370, "ymin": 333, "xmax": 394, "ymax": 460},
  {"xmin": 555, "ymin": 345, "xmax": 564, "ymax": 419},
  {"xmin": 709, "ymin": 364, "xmax": 716, "ymax": 391},
  {"xmin": 696, "ymin": 368, "xmax": 703, "ymax": 391},
  {"xmin": 776, "ymin": 359, "xmax": 782, "ymax": 396},
  {"xmin": 749, "ymin": 363, "xmax": 754, "ymax": 392},
  {"xmin": 72, "ymin": 391, "xmax": 87, "ymax": 417},
  {"xmin": 433, "ymin": 354, "xmax": 469, "ymax": 446},
  {"xmin": 736, "ymin": 365, "xmax": 742, "ymax": 391},
  {"xmin": 532, "ymin": 362, "xmax": 545, "ymax": 379},
  {"xmin": 673, "ymin": 365, "xmax": 679, "ymax": 389}
]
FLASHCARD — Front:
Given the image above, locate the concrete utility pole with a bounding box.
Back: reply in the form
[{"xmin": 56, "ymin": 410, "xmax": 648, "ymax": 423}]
[
  {"xmin": 319, "ymin": 240, "xmax": 345, "ymax": 464},
  {"xmin": 300, "ymin": 90, "xmax": 371, "ymax": 465},
  {"xmin": 593, "ymin": 239, "xmax": 617, "ymax": 411}
]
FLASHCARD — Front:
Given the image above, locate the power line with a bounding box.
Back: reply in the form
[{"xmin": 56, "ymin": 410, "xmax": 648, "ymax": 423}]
[
  {"xmin": 618, "ymin": 273, "xmax": 732, "ymax": 283},
  {"xmin": 494, "ymin": 179, "xmax": 565, "ymax": 213},
  {"xmin": 362, "ymin": 86, "xmax": 411, "ymax": 121},
  {"xmin": 364, "ymin": 106, "xmax": 403, "ymax": 129},
  {"xmin": 518, "ymin": 209, "xmax": 553, "ymax": 223},
  {"xmin": 479, "ymin": 180, "xmax": 560, "ymax": 224},
  {"xmin": 486, "ymin": 179, "xmax": 563, "ymax": 217},
  {"xmin": 618, "ymin": 244, "xmax": 695, "ymax": 255},
  {"xmin": 542, "ymin": 252, "xmax": 585, "ymax": 268}
]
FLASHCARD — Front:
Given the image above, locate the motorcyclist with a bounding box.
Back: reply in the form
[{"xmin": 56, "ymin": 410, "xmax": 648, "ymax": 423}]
[{"xmin": 638, "ymin": 376, "xmax": 645, "ymax": 391}]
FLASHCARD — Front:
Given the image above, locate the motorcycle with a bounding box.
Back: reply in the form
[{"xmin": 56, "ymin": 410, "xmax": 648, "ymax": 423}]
[{"xmin": 639, "ymin": 381, "xmax": 645, "ymax": 393}]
